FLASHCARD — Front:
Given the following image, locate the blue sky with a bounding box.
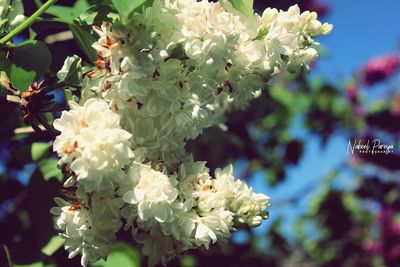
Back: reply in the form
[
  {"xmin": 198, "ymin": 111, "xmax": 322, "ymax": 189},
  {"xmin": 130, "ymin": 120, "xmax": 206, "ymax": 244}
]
[
  {"xmin": 233, "ymin": 0, "xmax": 400, "ymax": 244},
  {"xmin": 315, "ymin": 0, "xmax": 400, "ymax": 83}
]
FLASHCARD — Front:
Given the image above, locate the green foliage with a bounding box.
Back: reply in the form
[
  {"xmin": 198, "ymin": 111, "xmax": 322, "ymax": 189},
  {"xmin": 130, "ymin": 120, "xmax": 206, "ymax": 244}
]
[
  {"xmin": 45, "ymin": 0, "xmax": 90, "ymax": 21},
  {"xmin": 15, "ymin": 262, "xmax": 44, "ymax": 267},
  {"xmin": 9, "ymin": 41, "xmax": 51, "ymax": 91},
  {"xmin": 9, "ymin": 65, "xmax": 36, "ymax": 92},
  {"xmin": 31, "ymin": 142, "xmax": 51, "ymax": 162},
  {"xmin": 228, "ymin": 0, "xmax": 254, "ymax": 17},
  {"xmin": 38, "ymin": 159, "xmax": 63, "ymax": 181},
  {"xmin": 39, "ymin": 0, "xmax": 117, "ymax": 62},
  {"xmin": 252, "ymin": 27, "xmax": 268, "ymax": 41},
  {"xmin": 63, "ymin": 88, "xmax": 73, "ymax": 102},
  {"xmin": 41, "ymin": 236, "xmax": 65, "ymax": 256},
  {"xmin": 269, "ymin": 86, "xmax": 297, "ymax": 110},
  {"xmin": 78, "ymin": 4, "xmax": 119, "ymax": 25},
  {"xmin": 110, "ymin": 0, "xmax": 148, "ymax": 21},
  {"xmin": 180, "ymin": 255, "xmax": 196, "ymax": 267},
  {"xmin": 93, "ymin": 242, "xmax": 140, "ymax": 267}
]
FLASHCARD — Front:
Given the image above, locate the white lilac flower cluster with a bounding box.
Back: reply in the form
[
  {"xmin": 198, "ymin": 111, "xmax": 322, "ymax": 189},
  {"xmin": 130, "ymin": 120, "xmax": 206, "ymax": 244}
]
[
  {"xmin": 51, "ymin": 0, "xmax": 332, "ymax": 266},
  {"xmin": 0, "ymin": 0, "xmax": 25, "ymax": 34}
]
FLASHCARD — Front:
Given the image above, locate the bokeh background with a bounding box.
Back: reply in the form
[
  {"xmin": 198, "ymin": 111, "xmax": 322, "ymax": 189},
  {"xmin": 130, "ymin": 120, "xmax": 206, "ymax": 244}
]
[{"xmin": 1, "ymin": 0, "xmax": 400, "ymax": 266}]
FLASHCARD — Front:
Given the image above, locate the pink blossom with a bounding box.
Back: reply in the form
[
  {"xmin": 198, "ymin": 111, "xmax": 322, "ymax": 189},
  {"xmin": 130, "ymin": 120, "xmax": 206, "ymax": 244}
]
[
  {"xmin": 345, "ymin": 84, "xmax": 358, "ymax": 100},
  {"xmin": 362, "ymin": 54, "xmax": 400, "ymax": 86},
  {"xmin": 300, "ymin": 0, "xmax": 330, "ymax": 17},
  {"xmin": 364, "ymin": 209, "xmax": 400, "ymax": 266}
]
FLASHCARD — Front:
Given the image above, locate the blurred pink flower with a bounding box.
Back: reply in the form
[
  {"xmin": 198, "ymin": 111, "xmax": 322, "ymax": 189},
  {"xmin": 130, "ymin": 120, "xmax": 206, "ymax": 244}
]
[
  {"xmin": 364, "ymin": 209, "xmax": 400, "ymax": 266},
  {"xmin": 254, "ymin": 0, "xmax": 330, "ymax": 17},
  {"xmin": 345, "ymin": 84, "xmax": 358, "ymax": 100},
  {"xmin": 362, "ymin": 54, "xmax": 400, "ymax": 86},
  {"xmin": 300, "ymin": 0, "xmax": 330, "ymax": 17}
]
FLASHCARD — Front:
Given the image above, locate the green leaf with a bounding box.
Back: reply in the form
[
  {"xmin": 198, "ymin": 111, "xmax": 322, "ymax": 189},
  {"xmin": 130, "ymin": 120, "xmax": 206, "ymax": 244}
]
[
  {"xmin": 38, "ymin": 158, "xmax": 63, "ymax": 182},
  {"xmin": 34, "ymin": 0, "xmax": 42, "ymax": 8},
  {"xmin": 269, "ymin": 86, "xmax": 295, "ymax": 109},
  {"xmin": 29, "ymin": 28, "xmax": 37, "ymax": 40},
  {"xmin": 15, "ymin": 263, "xmax": 44, "ymax": 267},
  {"xmin": 64, "ymin": 88, "xmax": 73, "ymax": 101},
  {"xmin": 10, "ymin": 40, "xmax": 51, "ymax": 91},
  {"xmin": 110, "ymin": 0, "xmax": 147, "ymax": 21},
  {"xmin": 227, "ymin": 0, "xmax": 254, "ymax": 17},
  {"xmin": 252, "ymin": 28, "xmax": 268, "ymax": 41},
  {"xmin": 181, "ymin": 256, "xmax": 196, "ymax": 267},
  {"xmin": 10, "ymin": 64, "xmax": 36, "ymax": 92},
  {"xmin": 45, "ymin": 0, "xmax": 89, "ymax": 21},
  {"xmin": 69, "ymin": 24, "xmax": 97, "ymax": 62},
  {"xmin": 41, "ymin": 235, "xmax": 65, "ymax": 256},
  {"xmin": 93, "ymin": 242, "xmax": 140, "ymax": 267},
  {"xmin": 31, "ymin": 142, "xmax": 51, "ymax": 162},
  {"xmin": 78, "ymin": 4, "xmax": 119, "ymax": 25}
]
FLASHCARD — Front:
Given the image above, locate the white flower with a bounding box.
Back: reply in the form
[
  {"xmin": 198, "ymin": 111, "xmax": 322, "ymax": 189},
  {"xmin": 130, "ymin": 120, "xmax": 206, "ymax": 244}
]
[
  {"xmin": 50, "ymin": 197, "xmax": 116, "ymax": 267},
  {"xmin": 122, "ymin": 162, "xmax": 178, "ymax": 223},
  {"xmin": 74, "ymin": 1, "xmax": 332, "ymax": 168},
  {"xmin": 92, "ymin": 22, "xmax": 129, "ymax": 74},
  {"xmin": 50, "ymin": 1, "xmax": 332, "ymax": 265},
  {"xmin": 213, "ymin": 165, "xmax": 270, "ymax": 227},
  {"xmin": 260, "ymin": 4, "xmax": 332, "ymax": 73},
  {"xmin": 185, "ymin": 162, "xmax": 269, "ymax": 227},
  {"xmin": 53, "ymin": 98, "xmax": 134, "ymax": 191},
  {"xmin": 57, "ymin": 55, "xmax": 81, "ymax": 82},
  {"xmin": 194, "ymin": 209, "xmax": 233, "ymax": 249},
  {"xmin": 135, "ymin": 228, "xmax": 179, "ymax": 267}
]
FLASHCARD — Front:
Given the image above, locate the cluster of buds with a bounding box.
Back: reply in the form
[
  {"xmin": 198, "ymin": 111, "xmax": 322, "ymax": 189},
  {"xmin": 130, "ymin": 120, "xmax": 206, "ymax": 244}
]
[{"xmin": 1, "ymin": 71, "xmax": 62, "ymax": 135}]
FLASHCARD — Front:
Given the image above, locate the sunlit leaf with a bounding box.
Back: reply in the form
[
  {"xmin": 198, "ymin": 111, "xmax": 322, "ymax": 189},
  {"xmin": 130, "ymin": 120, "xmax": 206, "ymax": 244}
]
[
  {"xmin": 29, "ymin": 28, "xmax": 37, "ymax": 40},
  {"xmin": 93, "ymin": 242, "xmax": 140, "ymax": 267},
  {"xmin": 15, "ymin": 262, "xmax": 44, "ymax": 267},
  {"xmin": 110, "ymin": 0, "xmax": 147, "ymax": 21},
  {"xmin": 31, "ymin": 142, "xmax": 51, "ymax": 162},
  {"xmin": 10, "ymin": 41, "xmax": 51, "ymax": 91},
  {"xmin": 269, "ymin": 86, "xmax": 295, "ymax": 109},
  {"xmin": 41, "ymin": 235, "xmax": 65, "ymax": 256},
  {"xmin": 252, "ymin": 27, "xmax": 268, "ymax": 41},
  {"xmin": 181, "ymin": 255, "xmax": 196, "ymax": 267},
  {"xmin": 38, "ymin": 158, "xmax": 63, "ymax": 182},
  {"xmin": 227, "ymin": 0, "xmax": 254, "ymax": 17},
  {"xmin": 45, "ymin": 0, "xmax": 90, "ymax": 21},
  {"xmin": 9, "ymin": 64, "xmax": 36, "ymax": 92},
  {"xmin": 64, "ymin": 88, "xmax": 73, "ymax": 102},
  {"xmin": 78, "ymin": 4, "xmax": 119, "ymax": 25}
]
